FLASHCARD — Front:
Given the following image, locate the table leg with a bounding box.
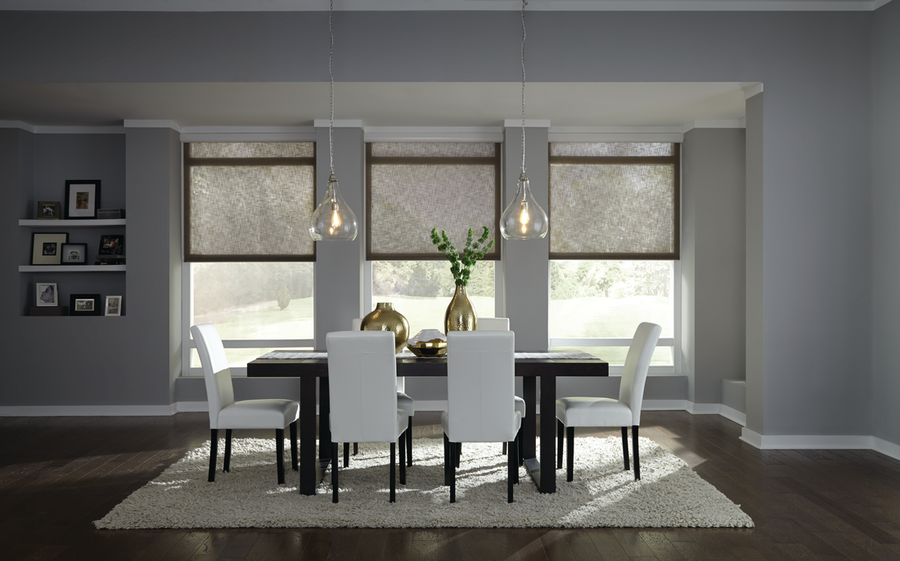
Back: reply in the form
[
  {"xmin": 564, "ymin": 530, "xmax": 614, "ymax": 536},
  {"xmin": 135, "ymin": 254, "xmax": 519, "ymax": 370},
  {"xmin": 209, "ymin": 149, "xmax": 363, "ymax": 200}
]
[
  {"xmin": 299, "ymin": 374, "xmax": 318, "ymax": 495},
  {"xmin": 539, "ymin": 372, "xmax": 557, "ymax": 494},
  {"xmin": 522, "ymin": 376, "xmax": 536, "ymax": 460}
]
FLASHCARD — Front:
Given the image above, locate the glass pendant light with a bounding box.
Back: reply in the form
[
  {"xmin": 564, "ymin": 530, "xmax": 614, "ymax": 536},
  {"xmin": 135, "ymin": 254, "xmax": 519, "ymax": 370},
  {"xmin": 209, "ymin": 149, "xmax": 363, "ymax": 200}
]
[
  {"xmin": 499, "ymin": 0, "xmax": 548, "ymax": 241},
  {"xmin": 309, "ymin": 0, "xmax": 358, "ymax": 242}
]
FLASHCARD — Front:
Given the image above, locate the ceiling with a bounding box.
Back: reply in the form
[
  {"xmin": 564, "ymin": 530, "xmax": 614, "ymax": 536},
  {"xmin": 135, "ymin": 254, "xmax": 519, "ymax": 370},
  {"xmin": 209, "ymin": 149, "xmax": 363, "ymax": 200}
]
[{"xmin": 2, "ymin": 0, "xmax": 885, "ymax": 129}]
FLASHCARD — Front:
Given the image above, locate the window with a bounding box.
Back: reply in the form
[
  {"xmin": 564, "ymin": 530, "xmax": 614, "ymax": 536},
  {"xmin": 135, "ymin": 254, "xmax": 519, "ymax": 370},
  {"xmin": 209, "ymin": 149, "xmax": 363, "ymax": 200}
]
[
  {"xmin": 183, "ymin": 142, "xmax": 316, "ymax": 374},
  {"xmin": 549, "ymin": 143, "xmax": 680, "ymax": 370},
  {"xmin": 367, "ymin": 142, "xmax": 501, "ymax": 331}
]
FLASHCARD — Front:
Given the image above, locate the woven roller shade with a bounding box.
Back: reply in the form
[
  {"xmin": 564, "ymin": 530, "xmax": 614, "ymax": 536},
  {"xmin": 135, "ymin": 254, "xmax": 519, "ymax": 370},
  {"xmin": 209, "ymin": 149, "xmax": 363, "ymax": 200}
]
[
  {"xmin": 367, "ymin": 143, "xmax": 500, "ymax": 260},
  {"xmin": 184, "ymin": 143, "xmax": 316, "ymax": 261},
  {"xmin": 550, "ymin": 143, "xmax": 680, "ymax": 259}
]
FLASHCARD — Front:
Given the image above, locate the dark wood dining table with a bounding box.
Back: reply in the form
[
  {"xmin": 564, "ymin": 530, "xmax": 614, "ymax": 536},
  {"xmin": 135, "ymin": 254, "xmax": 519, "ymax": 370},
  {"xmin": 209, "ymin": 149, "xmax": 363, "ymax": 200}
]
[{"xmin": 247, "ymin": 351, "xmax": 608, "ymax": 495}]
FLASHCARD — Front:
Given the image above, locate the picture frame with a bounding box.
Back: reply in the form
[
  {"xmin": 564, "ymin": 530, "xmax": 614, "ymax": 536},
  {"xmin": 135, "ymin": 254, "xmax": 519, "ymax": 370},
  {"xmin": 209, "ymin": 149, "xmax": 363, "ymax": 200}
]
[
  {"xmin": 31, "ymin": 232, "xmax": 69, "ymax": 265},
  {"xmin": 70, "ymin": 294, "xmax": 101, "ymax": 316},
  {"xmin": 37, "ymin": 201, "xmax": 61, "ymax": 220},
  {"xmin": 64, "ymin": 180, "xmax": 101, "ymax": 219},
  {"xmin": 98, "ymin": 234, "xmax": 125, "ymax": 256},
  {"xmin": 35, "ymin": 282, "xmax": 58, "ymax": 307},
  {"xmin": 105, "ymin": 295, "xmax": 122, "ymax": 316},
  {"xmin": 61, "ymin": 243, "xmax": 87, "ymax": 265}
]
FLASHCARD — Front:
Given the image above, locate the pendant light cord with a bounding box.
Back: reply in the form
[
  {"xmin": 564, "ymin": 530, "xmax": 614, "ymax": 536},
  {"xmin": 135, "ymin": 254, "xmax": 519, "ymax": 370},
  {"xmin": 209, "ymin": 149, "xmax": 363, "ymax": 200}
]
[
  {"xmin": 520, "ymin": 0, "xmax": 527, "ymax": 174},
  {"xmin": 329, "ymin": 0, "xmax": 335, "ymax": 176}
]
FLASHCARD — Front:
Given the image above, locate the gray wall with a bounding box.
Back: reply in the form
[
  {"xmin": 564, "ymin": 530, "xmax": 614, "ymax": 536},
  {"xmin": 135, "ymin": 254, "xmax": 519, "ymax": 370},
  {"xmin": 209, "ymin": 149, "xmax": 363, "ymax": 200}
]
[
  {"xmin": 872, "ymin": 1, "xmax": 900, "ymax": 446},
  {"xmin": 0, "ymin": 9, "xmax": 894, "ymax": 446},
  {"xmin": 682, "ymin": 128, "xmax": 746, "ymax": 405}
]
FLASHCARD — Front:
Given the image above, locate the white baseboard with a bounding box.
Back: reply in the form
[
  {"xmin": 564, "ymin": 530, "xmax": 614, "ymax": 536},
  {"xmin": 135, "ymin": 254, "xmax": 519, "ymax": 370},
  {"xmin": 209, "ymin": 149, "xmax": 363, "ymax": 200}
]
[
  {"xmin": 739, "ymin": 428, "xmax": 900, "ymax": 462},
  {"xmin": 0, "ymin": 404, "xmax": 178, "ymax": 416}
]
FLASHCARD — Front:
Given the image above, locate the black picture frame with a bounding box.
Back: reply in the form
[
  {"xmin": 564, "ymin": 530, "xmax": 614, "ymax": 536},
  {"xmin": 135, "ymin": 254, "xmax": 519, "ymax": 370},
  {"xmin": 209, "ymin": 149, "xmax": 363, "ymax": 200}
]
[
  {"xmin": 61, "ymin": 243, "xmax": 88, "ymax": 265},
  {"xmin": 37, "ymin": 201, "xmax": 61, "ymax": 220},
  {"xmin": 65, "ymin": 180, "xmax": 101, "ymax": 220},
  {"xmin": 31, "ymin": 232, "xmax": 69, "ymax": 265},
  {"xmin": 70, "ymin": 294, "xmax": 102, "ymax": 316},
  {"xmin": 98, "ymin": 234, "xmax": 125, "ymax": 256}
]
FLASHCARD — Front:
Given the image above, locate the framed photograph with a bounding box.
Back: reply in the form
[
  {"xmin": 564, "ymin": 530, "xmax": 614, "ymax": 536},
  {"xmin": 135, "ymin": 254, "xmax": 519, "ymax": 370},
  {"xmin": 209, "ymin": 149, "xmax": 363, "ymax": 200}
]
[
  {"xmin": 35, "ymin": 282, "xmax": 58, "ymax": 307},
  {"xmin": 64, "ymin": 180, "xmax": 101, "ymax": 219},
  {"xmin": 105, "ymin": 295, "xmax": 122, "ymax": 316},
  {"xmin": 70, "ymin": 294, "xmax": 101, "ymax": 316},
  {"xmin": 31, "ymin": 232, "xmax": 69, "ymax": 265},
  {"xmin": 37, "ymin": 201, "xmax": 61, "ymax": 220},
  {"xmin": 61, "ymin": 243, "xmax": 87, "ymax": 265},
  {"xmin": 98, "ymin": 234, "xmax": 125, "ymax": 255}
]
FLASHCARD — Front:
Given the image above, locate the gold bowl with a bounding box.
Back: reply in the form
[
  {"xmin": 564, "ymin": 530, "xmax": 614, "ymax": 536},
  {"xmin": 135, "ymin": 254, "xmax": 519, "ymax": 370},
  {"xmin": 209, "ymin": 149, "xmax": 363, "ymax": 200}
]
[{"xmin": 406, "ymin": 329, "xmax": 447, "ymax": 357}]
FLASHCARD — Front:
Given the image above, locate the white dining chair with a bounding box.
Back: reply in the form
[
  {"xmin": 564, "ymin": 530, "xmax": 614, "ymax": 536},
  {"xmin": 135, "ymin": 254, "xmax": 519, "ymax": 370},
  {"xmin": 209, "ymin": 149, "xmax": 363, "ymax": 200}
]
[
  {"xmin": 191, "ymin": 324, "xmax": 299, "ymax": 485},
  {"xmin": 555, "ymin": 322, "xmax": 661, "ymax": 482},
  {"xmin": 349, "ymin": 317, "xmax": 415, "ymax": 467},
  {"xmin": 478, "ymin": 317, "xmax": 524, "ymax": 461},
  {"xmin": 442, "ymin": 330, "xmax": 521, "ymax": 503},
  {"xmin": 327, "ymin": 330, "xmax": 409, "ymax": 503}
]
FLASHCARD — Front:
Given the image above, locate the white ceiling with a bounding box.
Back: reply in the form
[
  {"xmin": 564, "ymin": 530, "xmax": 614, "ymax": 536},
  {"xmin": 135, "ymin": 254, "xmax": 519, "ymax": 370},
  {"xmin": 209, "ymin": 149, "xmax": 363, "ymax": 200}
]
[{"xmin": 3, "ymin": 0, "xmax": 884, "ymax": 129}]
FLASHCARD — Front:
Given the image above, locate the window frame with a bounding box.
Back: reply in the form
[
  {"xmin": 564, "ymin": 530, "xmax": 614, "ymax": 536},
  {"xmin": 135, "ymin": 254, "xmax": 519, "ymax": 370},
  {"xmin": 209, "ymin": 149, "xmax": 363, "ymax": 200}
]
[{"xmin": 181, "ymin": 134, "xmax": 318, "ymax": 377}]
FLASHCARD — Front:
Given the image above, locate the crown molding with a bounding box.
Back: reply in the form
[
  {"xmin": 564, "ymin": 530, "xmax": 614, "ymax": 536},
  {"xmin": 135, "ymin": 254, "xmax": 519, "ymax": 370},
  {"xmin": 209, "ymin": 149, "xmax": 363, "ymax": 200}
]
[{"xmin": 0, "ymin": 0, "xmax": 890, "ymax": 11}]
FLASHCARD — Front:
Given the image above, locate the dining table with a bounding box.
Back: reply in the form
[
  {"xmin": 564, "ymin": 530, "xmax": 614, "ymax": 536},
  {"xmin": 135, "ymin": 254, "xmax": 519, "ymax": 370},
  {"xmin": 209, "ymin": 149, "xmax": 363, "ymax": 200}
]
[{"xmin": 247, "ymin": 350, "xmax": 608, "ymax": 495}]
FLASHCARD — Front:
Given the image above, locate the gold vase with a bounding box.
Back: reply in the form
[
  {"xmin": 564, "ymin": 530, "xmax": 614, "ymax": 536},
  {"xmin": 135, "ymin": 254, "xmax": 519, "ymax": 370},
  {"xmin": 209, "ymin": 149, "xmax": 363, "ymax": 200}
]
[
  {"xmin": 360, "ymin": 302, "xmax": 409, "ymax": 354},
  {"xmin": 444, "ymin": 285, "xmax": 477, "ymax": 333}
]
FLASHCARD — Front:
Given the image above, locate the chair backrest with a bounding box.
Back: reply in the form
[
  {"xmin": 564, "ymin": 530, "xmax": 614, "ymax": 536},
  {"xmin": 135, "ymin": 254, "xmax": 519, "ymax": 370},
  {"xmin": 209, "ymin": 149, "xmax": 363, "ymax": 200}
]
[
  {"xmin": 190, "ymin": 324, "xmax": 235, "ymax": 429},
  {"xmin": 326, "ymin": 331, "xmax": 400, "ymax": 443},
  {"xmin": 446, "ymin": 330, "xmax": 517, "ymax": 443},
  {"xmin": 351, "ymin": 318, "xmax": 362, "ymax": 331},
  {"xmin": 478, "ymin": 317, "xmax": 509, "ymax": 331},
  {"xmin": 619, "ymin": 322, "xmax": 662, "ymax": 425}
]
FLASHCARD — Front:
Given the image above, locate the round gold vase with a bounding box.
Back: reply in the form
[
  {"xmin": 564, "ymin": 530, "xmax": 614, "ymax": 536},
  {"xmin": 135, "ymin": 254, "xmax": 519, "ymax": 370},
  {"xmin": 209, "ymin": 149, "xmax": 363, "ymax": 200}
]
[
  {"xmin": 360, "ymin": 302, "xmax": 409, "ymax": 354},
  {"xmin": 444, "ymin": 285, "xmax": 477, "ymax": 333}
]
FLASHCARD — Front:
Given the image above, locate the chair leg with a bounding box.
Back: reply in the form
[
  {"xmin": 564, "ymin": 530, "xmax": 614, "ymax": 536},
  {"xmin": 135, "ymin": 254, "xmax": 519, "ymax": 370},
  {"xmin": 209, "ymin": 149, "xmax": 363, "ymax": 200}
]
[
  {"xmin": 518, "ymin": 429, "xmax": 524, "ymax": 467},
  {"xmin": 450, "ymin": 445, "xmax": 457, "ymax": 503},
  {"xmin": 406, "ymin": 417, "xmax": 413, "ymax": 466},
  {"xmin": 276, "ymin": 428, "xmax": 285, "ymax": 485},
  {"xmin": 502, "ymin": 442, "xmax": 507, "ymax": 455},
  {"xmin": 632, "ymin": 425, "xmax": 640, "ymax": 481},
  {"xmin": 208, "ymin": 429, "xmax": 218, "ymax": 482},
  {"xmin": 443, "ymin": 434, "xmax": 451, "ymax": 486},
  {"xmin": 390, "ymin": 442, "xmax": 397, "ymax": 503},
  {"xmin": 557, "ymin": 419, "xmax": 564, "ymax": 469},
  {"xmin": 513, "ymin": 432, "xmax": 520, "ymax": 484},
  {"xmin": 290, "ymin": 421, "xmax": 298, "ymax": 472},
  {"xmin": 566, "ymin": 426, "xmax": 575, "ymax": 482},
  {"xmin": 508, "ymin": 438, "xmax": 516, "ymax": 503},
  {"xmin": 353, "ymin": 442, "xmax": 359, "ymax": 456},
  {"xmin": 454, "ymin": 442, "xmax": 461, "ymax": 468},
  {"xmin": 331, "ymin": 442, "xmax": 339, "ymax": 503},
  {"xmin": 621, "ymin": 426, "xmax": 630, "ymax": 471},
  {"xmin": 343, "ymin": 442, "xmax": 350, "ymax": 468},
  {"xmin": 399, "ymin": 433, "xmax": 407, "ymax": 485},
  {"xmin": 223, "ymin": 429, "xmax": 233, "ymax": 473}
]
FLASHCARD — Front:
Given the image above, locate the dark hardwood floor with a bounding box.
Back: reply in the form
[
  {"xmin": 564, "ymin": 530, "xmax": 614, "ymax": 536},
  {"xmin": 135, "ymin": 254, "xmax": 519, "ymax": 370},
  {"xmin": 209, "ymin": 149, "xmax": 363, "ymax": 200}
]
[{"xmin": 2, "ymin": 410, "xmax": 900, "ymax": 560}]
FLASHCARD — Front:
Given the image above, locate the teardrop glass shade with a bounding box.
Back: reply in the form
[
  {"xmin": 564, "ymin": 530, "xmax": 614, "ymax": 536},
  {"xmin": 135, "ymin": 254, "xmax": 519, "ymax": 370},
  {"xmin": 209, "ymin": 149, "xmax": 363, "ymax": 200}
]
[
  {"xmin": 499, "ymin": 171, "xmax": 548, "ymax": 240},
  {"xmin": 309, "ymin": 173, "xmax": 358, "ymax": 241}
]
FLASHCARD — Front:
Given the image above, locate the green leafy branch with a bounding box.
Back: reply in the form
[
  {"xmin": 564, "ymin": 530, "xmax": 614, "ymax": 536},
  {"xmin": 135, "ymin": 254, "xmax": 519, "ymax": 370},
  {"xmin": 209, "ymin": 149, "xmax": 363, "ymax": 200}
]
[{"xmin": 430, "ymin": 226, "xmax": 494, "ymax": 287}]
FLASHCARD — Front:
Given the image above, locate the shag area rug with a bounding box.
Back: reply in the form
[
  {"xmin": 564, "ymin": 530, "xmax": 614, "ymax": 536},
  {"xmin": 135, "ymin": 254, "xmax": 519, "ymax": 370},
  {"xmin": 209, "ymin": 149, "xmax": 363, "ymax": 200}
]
[{"xmin": 95, "ymin": 436, "xmax": 753, "ymax": 529}]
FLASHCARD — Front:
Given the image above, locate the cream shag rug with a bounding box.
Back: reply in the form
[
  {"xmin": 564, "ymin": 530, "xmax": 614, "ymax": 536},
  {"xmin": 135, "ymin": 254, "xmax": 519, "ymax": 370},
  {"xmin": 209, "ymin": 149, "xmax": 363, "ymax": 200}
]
[{"xmin": 95, "ymin": 436, "xmax": 753, "ymax": 529}]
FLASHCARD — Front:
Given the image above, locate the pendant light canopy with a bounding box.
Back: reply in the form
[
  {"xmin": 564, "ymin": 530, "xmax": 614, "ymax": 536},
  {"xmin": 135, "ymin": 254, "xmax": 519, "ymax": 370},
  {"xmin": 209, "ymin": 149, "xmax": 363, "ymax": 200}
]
[
  {"xmin": 309, "ymin": 0, "xmax": 358, "ymax": 242},
  {"xmin": 499, "ymin": 0, "xmax": 548, "ymax": 241}
]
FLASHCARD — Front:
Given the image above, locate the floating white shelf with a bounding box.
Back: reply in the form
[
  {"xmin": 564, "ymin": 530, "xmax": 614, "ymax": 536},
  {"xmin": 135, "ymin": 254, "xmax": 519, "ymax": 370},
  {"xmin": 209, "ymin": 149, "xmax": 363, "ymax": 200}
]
[
  {"xmin": 19, "ymin": 219, "xmax": 126, "ymax": 227},
  {"xmin": 19, "ymin": 265, "xmax": 126, "ymax": 273}
]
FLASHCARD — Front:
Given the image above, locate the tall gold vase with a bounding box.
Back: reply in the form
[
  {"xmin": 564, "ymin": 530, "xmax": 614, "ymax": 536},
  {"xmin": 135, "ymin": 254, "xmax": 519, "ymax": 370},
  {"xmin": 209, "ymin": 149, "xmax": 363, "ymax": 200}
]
[
  {"xmin": 360, "ymin": 302, "xmax": 409, "ymax": 354},
  {"xmin": 444, "ymin": 285, "xmax": 477, "ymax": 333}
]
